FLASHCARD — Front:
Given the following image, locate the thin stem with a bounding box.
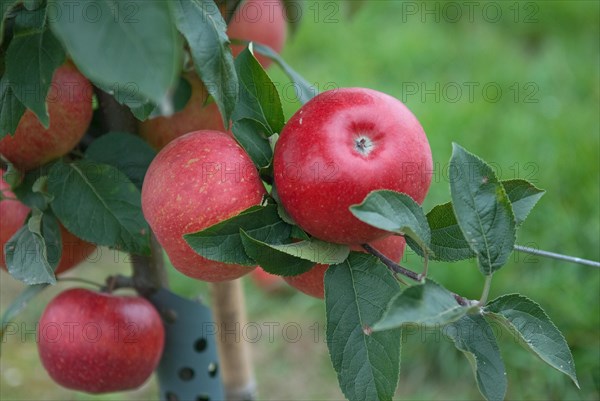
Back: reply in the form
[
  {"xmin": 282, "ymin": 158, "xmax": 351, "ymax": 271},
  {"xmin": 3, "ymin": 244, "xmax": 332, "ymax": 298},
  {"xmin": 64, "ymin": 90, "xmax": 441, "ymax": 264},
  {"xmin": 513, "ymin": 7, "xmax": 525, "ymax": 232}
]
[
  {"xmin": 479, "ymin": 275, "xmax": 493, "ymax": 305},
  {"xmin": 361, "ymin": 243, "xmax": 423, "ymax": 282},
  {"xmin": 102, "ymin": 275, "xmax": 135, "ymax": 293},
  {"xmin": 57, "ymin": 277, "xmax": 104, "ymax": 289},
  {"xmin": 514, "ymin": 244, "xmax": 600, "ymax": 268}
]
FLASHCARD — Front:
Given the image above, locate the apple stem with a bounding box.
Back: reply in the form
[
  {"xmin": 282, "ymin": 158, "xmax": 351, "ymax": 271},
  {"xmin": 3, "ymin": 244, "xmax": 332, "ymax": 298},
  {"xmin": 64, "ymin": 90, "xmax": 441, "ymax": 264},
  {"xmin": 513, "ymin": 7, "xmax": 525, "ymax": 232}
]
[
  {"xmin": 102, "ymin": 275, "xmax": 135, "ymax": 293},
  {"xmin": 361, "ymin": 243, "xmax": 423, "ymax": 282},
  {"xmin": 56, "ymin": 277, "xmax": 104, "ymax": 289}
]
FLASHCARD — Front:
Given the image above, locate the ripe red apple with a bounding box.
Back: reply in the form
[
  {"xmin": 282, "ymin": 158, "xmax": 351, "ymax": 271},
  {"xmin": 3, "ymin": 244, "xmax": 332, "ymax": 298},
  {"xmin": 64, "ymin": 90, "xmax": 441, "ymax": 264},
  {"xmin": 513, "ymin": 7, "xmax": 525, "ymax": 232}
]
[
  {"xmin": 273, "ymin": 88, "xmax": 433, "ymax": 245},
  {"xmin": 227, "ymin": 0, "xmax": 288, "ymax": 68},
  {"xmin": 0, "ymin": 62, "xmax": 92, "ymax": 171},
  {"xmin": 37, "ymin": 288, "xmax": 165, "ymax": 394},
  {"xmin": 284, "ymin": 236, "xmax": 406, "ymax": 299},
  {"xmin": 141, "ymin": 130, "xmax": 266, "ymax": 281},
  {"xmin": 138, "ymin": 72, "xmax": 227, "ymax": 150},
  {"xmin": 0, "ymin": 172, "xmax": 95, "ymax": 274},
  {"xmin": 251, "ymin": 267, "xmax": 285, "ymax": 293}
]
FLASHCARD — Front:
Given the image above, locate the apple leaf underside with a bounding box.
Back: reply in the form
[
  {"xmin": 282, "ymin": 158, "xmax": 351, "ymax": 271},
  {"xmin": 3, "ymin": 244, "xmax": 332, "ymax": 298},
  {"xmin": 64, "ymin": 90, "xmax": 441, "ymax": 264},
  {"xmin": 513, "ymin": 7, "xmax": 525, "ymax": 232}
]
[
  {"xmin": 240, "ymin": 233, "xmax": 349, "ymax": 276},
  {"xmin": 372, "ymin": 279, "xmax": 469, "ymax": 331},
  {"xmin": 5, "ymin": 7, "xmax": 65, "ymax": 128},
  {"xmin": 350, "ymin": 190, "xmax": 432, "ymax": 256},
  {"xmin": 173, "ymin": 0, "xmax": 238, "ymax": 126},
  {"xmin": 444, "ymin": 314, "xmax": 507, "ymax": 401},
  {"xmin": 325, "ymin": 253, "xmax": 401, "ymax": 401},
  {"xmin": 47, "ymin": 160, "xmax": 150, "ymax": 255},
  {"xmin": 5, "ymin": 210, "xmax": 60, "ymax": 285},
  {"xmin": 253, "ymin": 43, "xmax": 318, "ymax": 104},
  {"xmin": 449, "ymin": 143, "xmax": 516, "ymax": 275},
  {"xmin": 484, "ymin": 294, "xmax": 579, "ymax": 387},
  {"xmin": 48, "ymin": 0, "xmax": 181, "ymax": 106},
  {"xmin": 0, "ymin": 283, "xmax": 49, "ymax": 353}
]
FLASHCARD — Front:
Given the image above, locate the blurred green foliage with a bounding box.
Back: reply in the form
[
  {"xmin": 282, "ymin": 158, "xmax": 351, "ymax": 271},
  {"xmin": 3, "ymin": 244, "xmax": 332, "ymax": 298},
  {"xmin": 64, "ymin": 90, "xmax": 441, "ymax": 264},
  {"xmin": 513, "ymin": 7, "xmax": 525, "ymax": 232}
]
[{"xmin": 1, "ymin": 1, "xmax": 598, "ymax": 400}]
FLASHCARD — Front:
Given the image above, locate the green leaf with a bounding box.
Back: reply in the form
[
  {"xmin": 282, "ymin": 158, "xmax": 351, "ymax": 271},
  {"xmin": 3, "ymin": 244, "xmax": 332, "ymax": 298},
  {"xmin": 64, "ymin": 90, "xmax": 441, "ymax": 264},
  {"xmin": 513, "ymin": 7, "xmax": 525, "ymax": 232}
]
[
  {"xmin": 85, "ymin": 132, "xmax": 156, "ymax": 190},
  {"xmin": 233, "ymin": 45, "xmax": 285, "ymax": 134},
  {"xmin": 5, "ymin": 209, "xmax": 58, "ymax": 285},
  {"xmin": 350, "ymin": 190, "xmax": 432, "ymax": 255},
  {"xmin": 173, "ymin": 0, "xmax": 238, "ymax": 125},
  {"xmin": 444, "ymin": 314, "xmax": 507, "ymax": 401},
  {"xmin": 5, "ymin": 7, "xmax": 66, "ymax": 127},
  {"xmin": 0, "ymin": 70, "xmax": 27, "ymax": 139},
  {"xmin": 501, "ymin": 179, "xmax": 545, "ymax": 226},
  {"xmin": 48, "ymin": 0, "xmax": 181, "ymax": 105},
  {"xmin": 0, "ymin": 0, "xmax": 19, "ymax": 47},
  {"xmin": 325, "ymin": 253, "xmax": 401, "ymax": 401},
  {"xmin": 449, "ymin": 144, "xmax": 516, "ymax": 275},
  {"xmin": 425, "ymin": 179, "xmax": 544, "ymax": 262},
  {"xmin": 425, "ymin": 202, "xmax": 475, "ymax": 261},
  {"xmin": 372, "ymin": 280, "xmax": 469, "ymax": 331},
  {"xmin": 231, "ymin": 118, "xmax": 273, "ymax": 168},
  {"xmin": 0, "ymin": 283, "xmax": 49, "ymax": 352},
  {"xmin": 184, "ymin": 204, "xmax": 290, "ymax": 266},
  {"xmin": 252, "ymin": 43, "xmax": 317, "ymax": 104},
  {"xmin": 484, "ymin": 294, "xmax": 579, "ymax": 387},
  {"xmin": 239, "ymin": 229, "xmax": 314, "ymax": 276},
  {"xmin": 47, "ymin": 160, "xmax": 150, "ymax": 255}
]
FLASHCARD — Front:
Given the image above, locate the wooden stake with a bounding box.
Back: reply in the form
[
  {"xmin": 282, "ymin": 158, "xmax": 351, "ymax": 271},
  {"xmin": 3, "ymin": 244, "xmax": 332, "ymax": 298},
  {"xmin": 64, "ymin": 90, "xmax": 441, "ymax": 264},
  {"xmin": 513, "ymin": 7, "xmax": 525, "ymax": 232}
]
[{"xmin": 210, "ymin": 279, "xmax": 256, "ymax": 401}]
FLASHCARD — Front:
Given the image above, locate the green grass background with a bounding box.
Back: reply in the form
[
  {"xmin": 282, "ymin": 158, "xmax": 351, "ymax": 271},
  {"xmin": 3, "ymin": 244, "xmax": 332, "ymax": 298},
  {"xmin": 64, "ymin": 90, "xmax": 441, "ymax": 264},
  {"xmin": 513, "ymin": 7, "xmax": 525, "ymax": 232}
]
[{"xmin": 1, "ymin": 1, "xmax": 599, "ymax": 400}]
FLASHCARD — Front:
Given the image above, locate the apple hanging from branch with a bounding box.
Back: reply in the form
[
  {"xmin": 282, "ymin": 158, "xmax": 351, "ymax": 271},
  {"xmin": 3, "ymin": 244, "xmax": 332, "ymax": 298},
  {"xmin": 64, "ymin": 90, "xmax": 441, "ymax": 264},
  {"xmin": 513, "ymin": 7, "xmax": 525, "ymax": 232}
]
[
  {"xmin": 273, "ymin": 87, "xmax": 433, "ymax": 245},
  {"xmin": 0, "ymin": 62, "xmax": 92, "ymax": 171},
  {"xmin": 37, "ymin": 288, "xmax": 165, "ymax": 394},
  {"xmin": 141, "ymin": 130, "xmax": 266, "ymax": 281}
]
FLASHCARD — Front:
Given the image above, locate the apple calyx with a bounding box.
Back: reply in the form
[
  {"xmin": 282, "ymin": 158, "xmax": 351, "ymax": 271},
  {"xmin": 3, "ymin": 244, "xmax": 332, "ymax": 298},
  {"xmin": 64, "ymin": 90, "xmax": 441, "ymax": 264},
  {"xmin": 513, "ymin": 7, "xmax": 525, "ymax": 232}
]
[{"xmin": 354, "ymin": 135, "xmax": 375, "ymax": 156}]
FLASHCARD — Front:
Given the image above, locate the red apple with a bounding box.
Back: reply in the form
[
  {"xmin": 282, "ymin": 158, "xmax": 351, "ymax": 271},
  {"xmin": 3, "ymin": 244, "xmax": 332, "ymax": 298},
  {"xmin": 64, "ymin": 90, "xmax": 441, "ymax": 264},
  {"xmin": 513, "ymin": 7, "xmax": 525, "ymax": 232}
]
[
  {"xmin": 0, "ymin": 62, "xmax": 92, "ymax": 171},
  {"xmin": 37, "ymin": 288, "xmax": 165, "ymax": 394},
  {"xmin": 138, "ymin": 72, "xmax": 227, "ymax": 150},
  {"xmin": 227, "ymin": 0, "xmax": 288, "ymax": 68},
  {"xmin": 0, "ymin": 172, "xmax": 95, "ymax": 274},
  {"xmin": 251, "ymin": 267, "xmax": 284, "ymax": 293},
  {"xmin": 273, "ymin": 88, "xmax": 433, "ymax": 245},
  {"xmin": 141, "ymin": 130, "xmax": 266, "ymax": 281},
  {"xmin": 284, "ymin": 236, "xmax": 406, "ymax": 299}
]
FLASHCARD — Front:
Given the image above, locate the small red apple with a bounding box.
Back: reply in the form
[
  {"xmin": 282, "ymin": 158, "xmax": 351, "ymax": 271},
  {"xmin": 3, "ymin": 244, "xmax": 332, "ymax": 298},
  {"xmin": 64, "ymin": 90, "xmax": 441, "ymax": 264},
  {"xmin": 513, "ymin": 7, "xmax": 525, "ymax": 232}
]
[
  {"xmin": 138, "ymin": 72, "xmax": 227, "ymax": 150},
  {"xmin": 0, "ymin": 62, "xmax": 92, "ymax": 171},
  {"xmin": 227, "ymin": 0, "xmax": 288, "ymax": 68},
  {"xmin": 273, "ymin": 88, "xmax": 433, "ymax": 245},
  {"xmin": 284, "ymin": 236, "xmax": 406, "ymax": 299},
  {"xmin": 37, "ymin": 288, "xmax": 165, "ymax": 394},
  {"xmin": 141, "ymin": 130, "xmax": 266, "ymax": 281},
  {"xmin": 0, "ymin": 172, "xmax": 95, "ymax": 274}
]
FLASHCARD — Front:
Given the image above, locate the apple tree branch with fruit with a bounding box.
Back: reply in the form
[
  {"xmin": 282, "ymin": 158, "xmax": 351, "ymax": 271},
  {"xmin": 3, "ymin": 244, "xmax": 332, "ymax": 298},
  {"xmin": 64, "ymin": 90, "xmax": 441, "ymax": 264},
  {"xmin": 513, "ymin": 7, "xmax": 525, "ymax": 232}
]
[{"xmin": 0, "ymin": 1, "xmax": 595, "ymax": 401}]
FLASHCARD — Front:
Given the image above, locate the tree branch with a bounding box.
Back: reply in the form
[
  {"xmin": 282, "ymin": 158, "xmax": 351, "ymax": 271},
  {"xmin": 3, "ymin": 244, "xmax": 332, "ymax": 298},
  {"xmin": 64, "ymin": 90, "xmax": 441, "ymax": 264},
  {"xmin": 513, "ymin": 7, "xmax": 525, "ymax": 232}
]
[{"xmin": 361, "ymin": 243, "xmax": 423, "ymax": 282}]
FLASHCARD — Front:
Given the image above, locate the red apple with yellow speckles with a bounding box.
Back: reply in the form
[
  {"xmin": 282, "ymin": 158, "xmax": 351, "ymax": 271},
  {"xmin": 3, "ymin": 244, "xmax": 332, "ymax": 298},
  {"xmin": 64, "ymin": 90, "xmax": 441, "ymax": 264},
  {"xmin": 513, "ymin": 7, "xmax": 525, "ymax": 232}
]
[
  {"xmin": 0, "ymin": 62, "xmax": 92, "ymax": 171},
  {"xmin": 141, "ymin": 130, "xmax": 265, "ymax": 281}
]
